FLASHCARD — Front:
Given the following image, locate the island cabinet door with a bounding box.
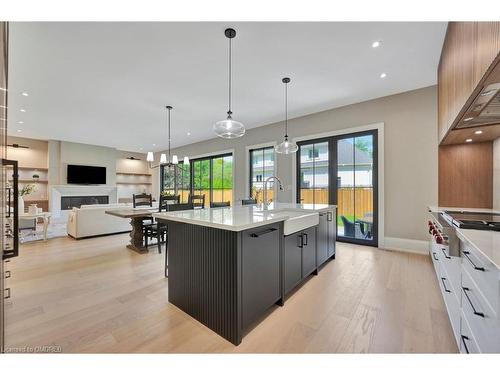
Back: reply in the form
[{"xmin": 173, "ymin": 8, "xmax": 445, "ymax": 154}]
[
  {"xmin": 301, "ymin": 226, "xmax": 317, "ymax": 277},
  {"xmin": 317, "ymin": 213, "xmax": 329, "ymax": 266},
  {"xmin": 284, "ymin": 232, "xmax": 303, "ymax": 294},
  {"xmin": 241, "ymin": 223, "xmax": 282, "ymax": 330}
]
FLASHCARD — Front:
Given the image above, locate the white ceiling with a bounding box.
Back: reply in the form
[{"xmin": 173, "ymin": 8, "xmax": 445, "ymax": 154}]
[{"xmin": 7, "ymin": 22, "xmax": 447, "ymax": 152}]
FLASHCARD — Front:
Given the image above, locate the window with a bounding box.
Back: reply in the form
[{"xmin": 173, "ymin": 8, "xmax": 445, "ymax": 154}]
[
  {"xmin": 249, "ymin": 146, "xmax": 275, "ymax": 203},
  {"xmin": 191, "ymin": 153, "xmax": 233, "ymax": 208},
  {"xmin": 297, "ymin": 130, "xmax": 378, "ymax": 247},
  {"xmin": 160, "ymin": 162, "xmax": 190, "ymax": 202},
  {"xmin": 160, "ymin": 153, "xmax": 233, "ymax": 207}
]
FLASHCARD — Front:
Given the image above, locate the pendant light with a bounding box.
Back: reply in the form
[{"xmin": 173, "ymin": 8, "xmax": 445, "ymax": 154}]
[
  {"xmin": 275, "ymin": 77, "xmax": 298, "ymax": 154},
  {"xmin": 213, "ymin": 28, "xmax": 245, "ymax": 139},
  {"xmin": 147, "ymin": 106, "xmax": 189, "ymax": 168}
]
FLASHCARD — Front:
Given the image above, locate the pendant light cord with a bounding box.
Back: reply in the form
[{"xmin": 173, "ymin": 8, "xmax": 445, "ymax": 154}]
[
  {"xmin": 228, "ymin": 36, "xmax": 232, "ymax": 117},
  {"xmin": 284, "ymin": 80, "xmax": 288, "ymax": 138},
  {"xmin": 167, "ymin": 106, "xmax": 171, "ymax": 161}
]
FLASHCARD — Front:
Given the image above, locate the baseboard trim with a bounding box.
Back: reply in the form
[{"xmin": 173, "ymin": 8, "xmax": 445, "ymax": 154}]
[{"xmin": 381, "ymin": 237, "xmax": 429, "ymax": 255}]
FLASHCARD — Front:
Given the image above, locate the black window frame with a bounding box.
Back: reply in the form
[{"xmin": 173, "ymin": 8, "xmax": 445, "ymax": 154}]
[
  {"xmin": 296, "ymin": 129, "xmax": 378, "ymax": 247},
  {"xmin": 248, "ymin": 146, "xmax": 275, "ymax": 200}
]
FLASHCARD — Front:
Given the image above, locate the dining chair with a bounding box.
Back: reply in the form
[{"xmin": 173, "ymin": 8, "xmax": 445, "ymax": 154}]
[
  {"xmin": 188, "ymin": 194, "xmax": 206, "ymax": 209},
  {"xmin": 241, "ymin": 198, "xmax": 257, "ymax": 205},
  {"xmin": 132, "ymin": 193, "xmax": 154, "ymax": 246},
  {"xmin": 210, "ymin": 201, "xmax": 230, "ymax": 208},
  {"xmin": 145, "ymin": 194, "xmax": 177, "ymax": 254},
  {"xmin": 163, "ymin": 202, "xmax": 195, "ymax": 278}
]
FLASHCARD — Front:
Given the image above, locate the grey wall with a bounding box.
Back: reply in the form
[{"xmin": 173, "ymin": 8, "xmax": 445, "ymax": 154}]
[{"xmin": 153, "ymin": 86, "xmax": 439, "ymax": 243}]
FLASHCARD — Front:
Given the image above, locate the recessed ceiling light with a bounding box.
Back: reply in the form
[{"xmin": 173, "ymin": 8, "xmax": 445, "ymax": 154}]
[
  {"xmin": 380, "ymin": 73, "xmax": 387, "ymax": 79},
  {"xmin": 17, "ymin": 121, "xmax": 24, "ymax": 124},
  {"xmin": 17, "ymin": 129, "xmax": 22, "ymax": 133},
  {"xmin": 372, "ymin": 40, "xmax": 382, "ymax": 48},
  {"xmin": 474, "ymin": 130, "xmax": 483, "ymax": 135},
  {"xmin": 463, "ymin": 117, "xmax": 474, "ymax": 122},
  {"xmin": 465, "ymin": 138, "xmax": 473, "ymax": 143},
  {"xmin": 20, "ymin": 109, "xmax": 26, "ymax": 112},
  {"xmin": 152, "ymin": 143, "xmax": 156, "ymax": 146},
  {"xmin": 21, "ymin": 92, "xmax": 29, "ymax": 97},
  {"xmin": 187, "ymin": 132, "xmax": 191, "ymax": 136}
]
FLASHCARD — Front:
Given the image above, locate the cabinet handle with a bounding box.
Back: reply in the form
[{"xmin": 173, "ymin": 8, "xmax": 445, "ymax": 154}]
[
  {"xmin": 441, "ymin": 248, "xmax": 451, "ymax": 259},
  {"xmin": 432, "ymin": 252, "xmax": 438, "ymax": 261},
  {"xmin": 461, "ymin": 335, "xmax": 470, "ymax": 354},
  {"xmin": 440, "ymin": 277, "xmax": 451, "ymax": 293},
  {"xmin": 298, "ymin": 234, "xmax": 304, "ymax": 248},
  {"xmin": 303, "ymin": 233, "xmax": 308, "ymax": 246},
  {"xmin": 5, "ymin": 270, "xmax": 11, "ymax": 279},
  {"xmin": 250, "ymin": 227, "xmax": 277, "ymax": 238},
  {"xmin": 462, "ymin": 287, "xmax": 485, "ymax": 318},
  {"xmin": 463, "ymin": 251, "xmax": 485, "ymax": 271},
  {"xmin": 4, "ymin": 288, "xmax": 10, "ymax": 299},
  {"xmin": 327, "ymin": 212, "xmax": 333, "ymax": 222}
]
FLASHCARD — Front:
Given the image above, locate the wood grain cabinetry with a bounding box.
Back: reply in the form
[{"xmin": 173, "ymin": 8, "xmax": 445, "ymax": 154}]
[
  {"xmin": 438, "ymin": 22, "xmax": 500, "ymax": 143},
  {"xmin": 438, "ymin": 142, "xmax": 493, "ymax": 208}
]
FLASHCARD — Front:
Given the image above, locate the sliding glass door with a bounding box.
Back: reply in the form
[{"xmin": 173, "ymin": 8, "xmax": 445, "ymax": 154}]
[{"xmin": 297, "ymin": 130, "xmax": 377, "ymax": 246}]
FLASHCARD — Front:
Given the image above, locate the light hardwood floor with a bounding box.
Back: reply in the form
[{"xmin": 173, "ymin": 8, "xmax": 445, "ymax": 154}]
[{"xmin": 4, "ymin": 234, "xmax": 458, "ymax": 353}]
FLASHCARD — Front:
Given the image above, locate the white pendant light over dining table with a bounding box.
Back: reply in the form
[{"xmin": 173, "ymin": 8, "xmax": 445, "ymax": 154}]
[
  {"xmin": 147, "ymin": 106, "xmax": 189, "ymax": 168},
  {"xmin": 213, "ymin": 28, "xmax": 245, "ymax": 139},
  {"xmin": 275, "ymin": 77, "xmax": 298, "ymax": 154}
]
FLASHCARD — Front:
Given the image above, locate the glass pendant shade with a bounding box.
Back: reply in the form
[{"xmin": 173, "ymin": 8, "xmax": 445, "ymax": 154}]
[
  {"xmin": 159, "ymin": 153, "xmax": 167, "ymax": 164},
  {"xmin": 172, "ymin": 155, "xmax": 179, "ymax": 164},
  {"xmin": 213, "ymin": 117, "xmax": 245, "ymax": 139},
  {"xmin": 275, "ymin": 136, "xmax": 298, "ymax": 154},
  {"xmin": 183, "ymin": 156, "xmax": 190, "ymax": 164},
  {"xmin": 146, "ymin": 152, "xmax": 154, "ymax": 162}
]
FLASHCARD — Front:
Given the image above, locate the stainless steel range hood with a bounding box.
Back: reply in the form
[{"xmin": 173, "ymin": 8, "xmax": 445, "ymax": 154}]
[{"xmin": 455, "ymin": 82, "xmax": 500, "ymax": 129}]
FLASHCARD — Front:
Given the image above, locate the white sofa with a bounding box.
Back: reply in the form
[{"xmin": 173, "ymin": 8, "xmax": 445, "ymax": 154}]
[{"xmin": 67, "ymin": 203, "xmax": 157, "ymax": 239}]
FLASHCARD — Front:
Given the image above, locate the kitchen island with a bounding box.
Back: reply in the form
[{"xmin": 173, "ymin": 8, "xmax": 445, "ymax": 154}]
[{"xmin": 153, "ymin": 203, "xmax": 336, "ymax": 345}]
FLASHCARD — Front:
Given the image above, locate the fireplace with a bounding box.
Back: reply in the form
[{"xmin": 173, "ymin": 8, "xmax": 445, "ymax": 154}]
[{"xmin": 61, "ymin": 195, "xmax": 109, "ymax": 210}]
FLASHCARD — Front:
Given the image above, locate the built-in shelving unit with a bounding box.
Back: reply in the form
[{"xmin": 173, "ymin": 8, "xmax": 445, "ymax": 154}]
[
  {"xmin": 6, "ymin": 165, "xmax": 50, "ymax": 212},
  {"xmin": 116, "ymin": 169, "xmax": 153, "ymax": 202}
]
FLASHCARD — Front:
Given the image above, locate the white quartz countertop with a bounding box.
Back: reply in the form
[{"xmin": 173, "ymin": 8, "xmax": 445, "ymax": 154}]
[
  {"xmin": 152, "ymin": 203, "xmax": 336, "ymax": 232},
  {"xmin": 456, "ymin": 228, "xmax": 500, "ymax": 270}
]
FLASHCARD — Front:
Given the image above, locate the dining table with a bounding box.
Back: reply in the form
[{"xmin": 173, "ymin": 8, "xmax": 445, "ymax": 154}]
[{"xmin": 105, "ymin": 207, "xmax": 157, "ymax": 253}]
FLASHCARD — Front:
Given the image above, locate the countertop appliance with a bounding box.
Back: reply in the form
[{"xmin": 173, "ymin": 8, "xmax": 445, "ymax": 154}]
[{"xmin": 442, "ymin": 210, "xmax": 500, "ymax": 231}]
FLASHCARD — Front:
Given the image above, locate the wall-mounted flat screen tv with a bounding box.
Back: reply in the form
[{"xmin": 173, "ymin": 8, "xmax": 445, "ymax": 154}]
[{"xmin": 67, "ymin": 164, "xmax": 106, "ymax": 184}]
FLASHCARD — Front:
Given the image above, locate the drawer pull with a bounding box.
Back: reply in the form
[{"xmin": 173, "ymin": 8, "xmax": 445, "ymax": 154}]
[
  {"xmin": 4, "ymin": 287, "xmax": 10, "ymax": 299},
  {"xmin": 440, "ymin": 277, "xmax": 451, "ymax": 293},
  {"xmin": 326, "ymin": 211, "xmax": 333, "ymax": 222},
  {"xmin": 461, "ymin": 335, "xmax": 470, "ymax": 354},
  {"xmin": 250, "ymin": 227, "xmax": 277, "ymax": 238},
  {"xmin": 462, "ymin": 287, "xmax": 485, "ymax": 318},
  {"xmin": 5, "ymin": 270, "xmax": 11, "ymax": 279},
  {"xmin": 303, "ymin": 233, "xmax": 308, "ymax": 246},
  {"xmin": 441, "ymin": 248, "xmax": 451, "ymax": 259},
  {"xmin": 463, "ymin": 251, "xmax": 485, "ymax": 271},
  {"xmin": 432, "ymin": 252, "xmax": 438, "ymax": 261}
]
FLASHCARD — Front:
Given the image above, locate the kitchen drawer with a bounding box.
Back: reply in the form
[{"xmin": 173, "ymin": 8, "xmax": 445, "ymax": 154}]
[
  {"xmin": 430, "ymin": 241, "xmax": 441, "ymax": 275},
  {"xmin": 439, "ymin": 247, "xmax": 461, "ymax": 297},
  {"xmin": 460, "ymin": 314, "xmax": 481, "ymax": 354},
  {"xmin": 461, "ymin": 240, "xmax": 499, "ymax": 311},
  {"xmin": 461, "ymin": 269, "xmax": 500, "ymax": 353},
  {"xmin": 439, "ymin": 268, "xmax": 461, "ymax": 341}
]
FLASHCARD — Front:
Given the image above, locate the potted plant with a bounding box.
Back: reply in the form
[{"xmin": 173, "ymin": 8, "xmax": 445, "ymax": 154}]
[{"xmin": 19, "ymin": 184, "xmax": 36, "ymax": 213}]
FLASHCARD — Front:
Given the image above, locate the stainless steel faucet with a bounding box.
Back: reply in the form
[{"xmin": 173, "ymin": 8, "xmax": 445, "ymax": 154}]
[{"xmin": 263, "ymin": 176, "xmax": 284, "ymax": 208}]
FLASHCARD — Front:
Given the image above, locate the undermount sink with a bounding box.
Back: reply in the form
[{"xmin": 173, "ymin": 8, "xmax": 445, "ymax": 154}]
[{"xmin": 269, "ymin": 209, "xmax": 319, "ymax": 235}]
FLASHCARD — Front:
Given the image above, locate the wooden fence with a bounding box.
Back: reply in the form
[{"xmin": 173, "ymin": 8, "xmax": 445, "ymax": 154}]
[{"xmin": 300, "ymin": 187, "xmax": 373, "ymax": 218}]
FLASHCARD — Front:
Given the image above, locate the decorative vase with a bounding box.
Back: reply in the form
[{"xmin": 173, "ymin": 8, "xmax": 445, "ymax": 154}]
[{"xmin": 19, "ymin": 195, "xmax": 25, "ymax": 214}]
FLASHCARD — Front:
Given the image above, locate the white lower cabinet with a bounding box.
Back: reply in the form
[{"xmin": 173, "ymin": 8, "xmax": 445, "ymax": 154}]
[{"xmin": 429, "ymin": 234, "xmax": 500, "ymax": 353}]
